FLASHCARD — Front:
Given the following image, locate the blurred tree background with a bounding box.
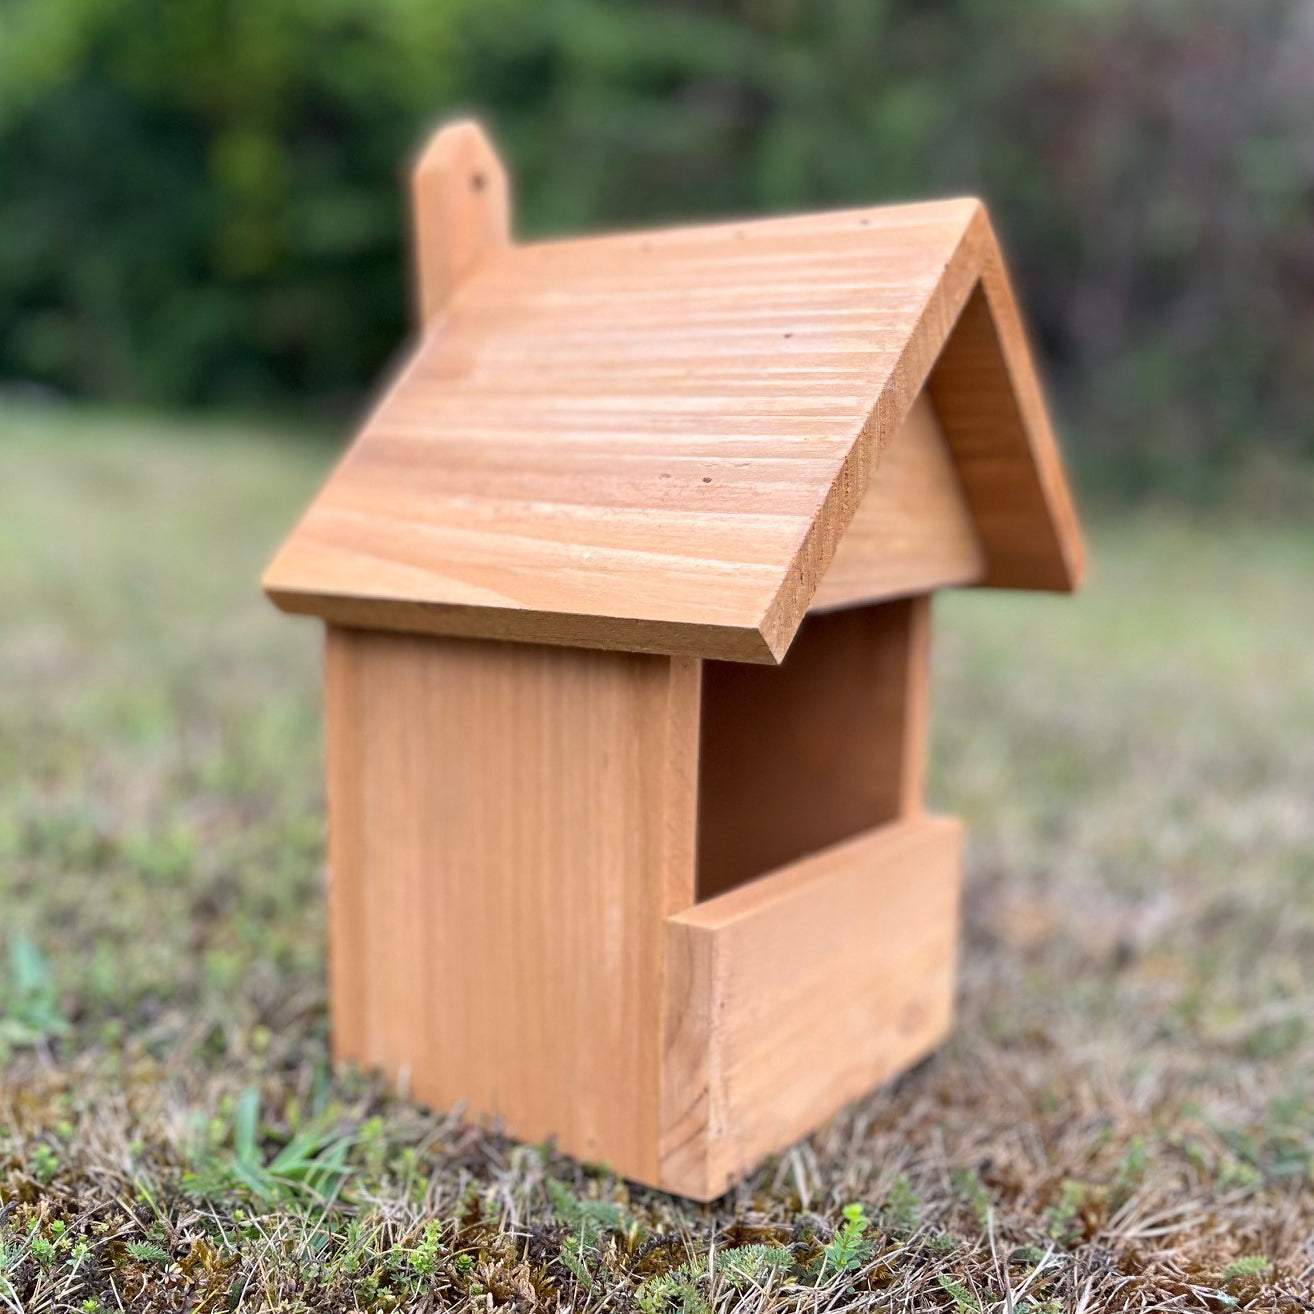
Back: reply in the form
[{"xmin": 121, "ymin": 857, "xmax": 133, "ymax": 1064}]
[{"xmin": 1, "ymin": 0, "xmax": 1311, "ymax": 499}]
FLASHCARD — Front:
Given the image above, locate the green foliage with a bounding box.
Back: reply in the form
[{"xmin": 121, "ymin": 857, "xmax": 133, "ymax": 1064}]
[
  {"xmin": 1010, "ymin": 1246, "xmax": 1049, "ymax": 1267},
  {"xmin": 937, "ymin": 1273, "xmax": 981, "ymax": 1313},
  {"xmin": 558, "ymin": 1234, "xmax": 594, "ymax": 1291},
  {"xmin": 29, "ymin": 1143, "xmax": 61, "ymax": 1184},
  {"xmin": 1044, "ymin": 1179, "xmax": 1091, "ymax": 1245},
  {"xmin": 1040, "ymin": 1177, "xmax": 1093, "ymax": 1245},
  {"xmin": 2, "ymin": 0, "xmax": 1312, "ymax": 495},
  {"xmin": 182, "ymin": 1086, "xmax": 354, "ymax": 1207},
  {"xmin": 819, "ymin": 1202, "xmax": 873, "ymax": 1279},
  {"xmin": 545, "ymin": 1179, "xmax": 628, "ymax": 1294},
  {"xmin": 0, "ymin": 931, "xmax": 71, "ymax": 1053},
  {"xmin": 395, "ymin": 1221, "xmax": 444, "ymax": 1279},
  {"xmin": 384, "ymin": 1220, "xmax": 448, "ymax": 1298},
  {"xmin": 126, "ymin": 1240, "xmax": 170, "ymax": 1265},
  {"xmin": 951, "ymin": 1166, "xmax": 992, "ymax": 1228},
  {"xmin": 0, "ymin": 0, "xmax": 461, "ymax": 409},
  {"xmin": 881, "ymin": 1174, "xmax": 919, "ymax": 1237},
  {"xmin": 545, "ymin": 1178, "xmax": 624, "ymax": 1244},
  {"xmin": 29, "ymin": 1235, "xmax": 58, "ymax": 1269},
  {"xmin": 1114, "ymin": 1137, "xmax": 1147, "ymax": 1194},
  {"xmin": 635, "ymin": 1244, "xmax": 791, "ymax": 1312},
  {"xmin": 718, "ymin": 1244, "xmax": 793, "ymax": 1288},
  {"xmin": 1222, "ymin": 1254, "xmax": 1270, "ymax": 1282},
  {"xmin": 635, "ymin": 1269, "xmax": 709, "ymax": 1314}
]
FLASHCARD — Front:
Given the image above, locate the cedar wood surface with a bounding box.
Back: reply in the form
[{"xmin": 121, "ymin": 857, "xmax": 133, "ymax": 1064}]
[
  {"xmin": 810, "ymin": 392, "xmax": 984, "ymax": 610},
  {"xmin": 286, "ymin": 121, "xmax": 1081, "ymax": 1199},
  {"xmin": 662, "ymin": 815, "xmax": 962, "ymax": 1199},
  {"xmin": 324, "ymin": 618, "xmax": 955, "ymax": 1196},
  {"xmin": 264, "ymin": 124, "xmax": 1084, "ymax": 664},
  {"xmin": 324, "ymin": 625, "xmax": 701, "ymax": 1186},
  {"xmin": 411, "ymin": 121, "xmax": 510, "ymax": 323}
]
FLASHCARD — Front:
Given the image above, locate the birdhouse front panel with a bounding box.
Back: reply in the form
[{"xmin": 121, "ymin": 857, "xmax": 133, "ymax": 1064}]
[{"xmin": 265, "ymin": 121, "xmax": 1084, "ymax": 1200}]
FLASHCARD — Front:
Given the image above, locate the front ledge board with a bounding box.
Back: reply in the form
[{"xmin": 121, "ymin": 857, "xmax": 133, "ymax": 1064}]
[{"xmin": 661, "ymin": 813, "xmax": 963, "ymax": 1199}]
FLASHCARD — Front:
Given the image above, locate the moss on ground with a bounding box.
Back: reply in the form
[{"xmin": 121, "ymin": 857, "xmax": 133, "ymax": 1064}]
[{"xmin": 1, "ymin": 403, "xmax": 1311, "ymax": 1311}]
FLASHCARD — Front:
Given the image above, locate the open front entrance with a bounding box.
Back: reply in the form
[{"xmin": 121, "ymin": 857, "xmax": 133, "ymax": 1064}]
[{"xmin": 695, "ymin": 597, "xmax": 932, "ymax": 901}]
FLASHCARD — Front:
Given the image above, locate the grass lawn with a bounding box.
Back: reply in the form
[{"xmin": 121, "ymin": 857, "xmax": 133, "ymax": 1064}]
[{"xmin": 1, "ymin": 402, "xmax": 1311, "ymax": 1312}]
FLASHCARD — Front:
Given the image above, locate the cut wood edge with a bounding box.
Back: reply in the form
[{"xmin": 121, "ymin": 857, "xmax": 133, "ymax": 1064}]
[{"xmin": 263, "ymin": 586, "xmax": 783, "ymax": 664}]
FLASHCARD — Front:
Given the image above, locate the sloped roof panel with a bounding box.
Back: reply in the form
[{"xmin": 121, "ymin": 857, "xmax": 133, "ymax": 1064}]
[{"xmin": 265, "ymin": 192, "xmax": 1081, "ymax": 662}]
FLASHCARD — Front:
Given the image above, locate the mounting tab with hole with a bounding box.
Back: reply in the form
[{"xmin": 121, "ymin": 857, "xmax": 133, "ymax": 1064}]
[{"xmin": 263, "ymin": 118, "xmax": 1085, "ymax": 1201}]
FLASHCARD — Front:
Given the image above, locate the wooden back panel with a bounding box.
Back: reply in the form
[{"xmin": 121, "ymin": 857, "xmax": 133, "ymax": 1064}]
[
  {"xmin": 696, "ymin": 598, "xmax": 930, "ymax": 900},
  {"xmin": 412, "ymin": 120, "xmax": 511, "ymax": 321}
]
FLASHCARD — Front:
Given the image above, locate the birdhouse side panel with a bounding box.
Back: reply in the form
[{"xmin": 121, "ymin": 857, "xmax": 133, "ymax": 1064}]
[{"xmin": 322, "ymin": 626, "xmax": 701, "ymax": 1183}]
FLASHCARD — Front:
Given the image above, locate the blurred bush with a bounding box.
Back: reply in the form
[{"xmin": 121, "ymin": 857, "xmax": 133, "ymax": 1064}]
[{"xmin": 1, "ymin": 0, "xmax": 1311, "ymax": 497}]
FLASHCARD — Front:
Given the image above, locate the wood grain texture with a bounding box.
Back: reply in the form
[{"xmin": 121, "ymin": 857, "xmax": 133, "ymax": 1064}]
[
  {"xmin": 323, "ymin": 625, "xmax": 700, "ymax": 1183},
  {"xmin": 411, "ymin": 120, "xmax": 510, "ymax": 322},
  {"xmin": 810, "ymin": 392, "xmax": 984, "ymax": 610},
  {"xmin": 661, "ymin": 815, "xmax": 962, "ymax": 1200},
  {"xmin": 696, "ymin": 599, "xmax": 931, "ymax": 900},
  {"xmin": 264, "ymin": 140, "xmax": 1083, "ymax": 662}
]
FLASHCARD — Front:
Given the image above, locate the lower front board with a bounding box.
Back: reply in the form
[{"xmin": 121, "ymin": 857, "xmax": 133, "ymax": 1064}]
[{"xmin": 660, "ymin": 814, "xmax": 963, "ymax": 1199}]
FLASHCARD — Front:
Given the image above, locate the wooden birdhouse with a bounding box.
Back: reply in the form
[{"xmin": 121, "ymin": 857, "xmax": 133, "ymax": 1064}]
[{"xmin": 264, "ymin": 120, "xmax": 1084, "ymax": 1200}]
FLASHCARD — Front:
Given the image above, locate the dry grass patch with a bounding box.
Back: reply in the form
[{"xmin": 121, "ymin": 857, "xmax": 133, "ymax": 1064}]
[{"xmin": 1, "ymin": 403, "xmax": 1311, "ymax": 1310}]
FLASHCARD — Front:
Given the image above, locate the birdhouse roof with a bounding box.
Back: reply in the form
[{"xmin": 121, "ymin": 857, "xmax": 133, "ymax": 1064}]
[{"xmin": 265, "ymin": 130, "xmax": 1083, "ymax": 664}]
